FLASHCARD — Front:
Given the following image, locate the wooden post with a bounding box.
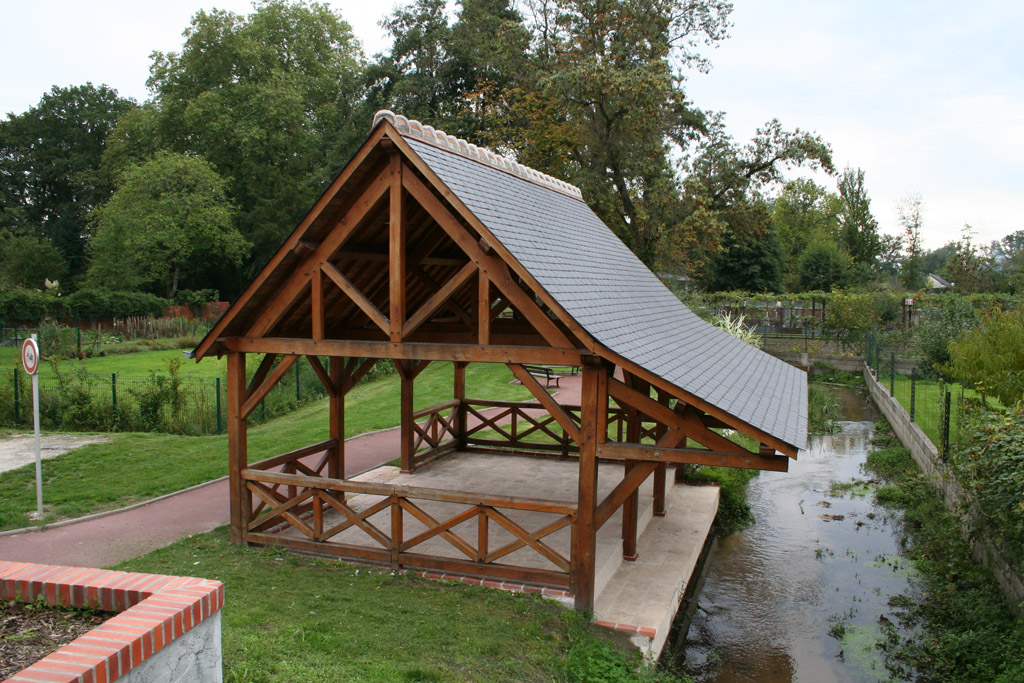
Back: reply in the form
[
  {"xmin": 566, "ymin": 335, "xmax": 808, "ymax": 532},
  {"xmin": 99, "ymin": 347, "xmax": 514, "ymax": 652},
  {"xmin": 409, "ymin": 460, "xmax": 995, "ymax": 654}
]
[
  {"xmin": 477, "ymin": 273, "xmax": 490, "ymax": 345},
  {"xmin": 389, "ymin": 152, "xmax": 405, "ymax": 344},
  {"xmin": 329, "ymin": 357, "xmax": 345, "ymax": 479},
  {"xmin": 573, "ymin": 358, "xmax": 607, "ymax": 611},
  {"xmin": 454, "ymin": 361, "xmax": 467, "ymax": 450},
  {"xmin": 653, "ymin": 387, "xmax": 669, "ymax": 514},
  {"xmin": 622, "ymin": 373, "xmax": 642, "ymax": 560},
  {"xmin": 227, "ymin": 352, "xmax": 248, "ymax": 544},
  {"xmin": 399, "ymin": 361, "xmax": 414, "ymax": 472}
]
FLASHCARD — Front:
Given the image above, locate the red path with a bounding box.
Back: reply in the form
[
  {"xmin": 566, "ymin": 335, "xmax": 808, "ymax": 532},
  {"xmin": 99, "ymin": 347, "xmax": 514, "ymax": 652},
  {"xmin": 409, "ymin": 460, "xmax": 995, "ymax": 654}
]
[{"xmin": 0, "ymin": 375, "xmax": 582, "ymax": 568}]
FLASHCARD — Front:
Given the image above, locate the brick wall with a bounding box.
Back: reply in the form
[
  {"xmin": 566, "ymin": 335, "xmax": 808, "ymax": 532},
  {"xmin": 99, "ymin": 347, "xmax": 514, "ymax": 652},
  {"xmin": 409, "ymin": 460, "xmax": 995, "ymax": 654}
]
[{"xmin": 0, "ymin": 562, "xmax": 223, "ymax": 683}]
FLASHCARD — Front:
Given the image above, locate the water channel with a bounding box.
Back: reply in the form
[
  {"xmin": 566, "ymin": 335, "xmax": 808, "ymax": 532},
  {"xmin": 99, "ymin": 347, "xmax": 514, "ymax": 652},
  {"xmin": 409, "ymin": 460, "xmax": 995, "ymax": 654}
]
[{"xmin": 676, "ymin": 386, "xmax": 914, "ymax": 682}]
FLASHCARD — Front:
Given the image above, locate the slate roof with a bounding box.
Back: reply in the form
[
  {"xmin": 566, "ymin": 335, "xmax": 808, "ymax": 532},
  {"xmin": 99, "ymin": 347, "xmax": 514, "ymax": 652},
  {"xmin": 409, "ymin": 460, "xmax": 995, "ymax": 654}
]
[{"xmin": 402, "ymin": 132, "xmax": 807, "ymax": 451}]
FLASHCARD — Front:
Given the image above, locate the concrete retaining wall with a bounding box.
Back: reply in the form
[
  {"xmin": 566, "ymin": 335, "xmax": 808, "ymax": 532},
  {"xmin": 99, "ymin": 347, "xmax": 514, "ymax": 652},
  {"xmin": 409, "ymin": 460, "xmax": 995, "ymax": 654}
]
[{"xmin": 864, "ymin": 365, "xmax": 1024, "ymax": 618}]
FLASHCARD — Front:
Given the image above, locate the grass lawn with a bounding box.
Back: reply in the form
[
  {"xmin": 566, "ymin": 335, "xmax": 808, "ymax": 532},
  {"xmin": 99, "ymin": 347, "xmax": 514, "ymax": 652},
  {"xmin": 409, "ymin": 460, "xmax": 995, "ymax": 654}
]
[
  {"xmin": 0, "ymin": 362, "xmax": 533, "ymax": 531},
  {"xmin": 113, "ymin": 527, "xmax": 672, "ymax": 683},
  {"xmin": 1, "ymin": 346, "xmax": 226, "ymax": 379},
  {"xmin": 887, "ymin": 374, "xmax": 993, "ymax": 450}
]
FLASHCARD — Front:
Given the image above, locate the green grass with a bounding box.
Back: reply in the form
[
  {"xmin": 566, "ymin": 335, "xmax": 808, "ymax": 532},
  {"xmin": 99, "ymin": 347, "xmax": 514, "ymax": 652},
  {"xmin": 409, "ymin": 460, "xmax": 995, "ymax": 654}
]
[
  {"xmin": 886, "ymin": 374, "xmax": 996, "ymax": 450},
  {"xmin": 0, "ymin": 362, "xmax": 533, "ymax": 531},
  {"xmin": 1, "ymin": 346, "xmax": 226, "ymax": 379},
  {"xmin": 112, "ymin": 527, "xmax": 680, "ymax": 682},
  {"xmin": 863, "ymin": 421, "xmax": 1024, "ymax": 682}
]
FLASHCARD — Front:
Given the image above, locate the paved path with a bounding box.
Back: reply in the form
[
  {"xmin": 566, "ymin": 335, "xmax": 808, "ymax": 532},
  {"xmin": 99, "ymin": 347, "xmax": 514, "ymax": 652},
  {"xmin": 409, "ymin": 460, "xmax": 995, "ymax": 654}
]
[{"xmin": 0, "ymin": 374, "xmax": 581, "ymax": 568}]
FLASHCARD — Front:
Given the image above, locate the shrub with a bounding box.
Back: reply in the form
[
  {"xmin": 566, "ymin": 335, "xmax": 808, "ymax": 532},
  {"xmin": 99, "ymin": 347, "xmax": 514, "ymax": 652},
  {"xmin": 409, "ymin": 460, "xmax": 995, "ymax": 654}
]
[
  {"xmin": 916, "ymin": 296, "xmax": 978, "ymax": 377},
  {"xmin": 0, "ymin": 288, "xmax": 64, "ymax": 321},
  {"xmin": 947, "ymin": 309, "xmax": 1024, "ymax": 405}
]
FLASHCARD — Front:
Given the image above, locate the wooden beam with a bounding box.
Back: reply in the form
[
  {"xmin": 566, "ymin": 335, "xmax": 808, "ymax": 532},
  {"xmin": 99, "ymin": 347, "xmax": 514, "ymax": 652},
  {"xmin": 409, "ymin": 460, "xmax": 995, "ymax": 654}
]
[
  {"xmin": 389, "ymin": 152, "xmax": 405, "ymax": 343},
  {"xmin": 399, "ymin": 360, "xmax": 414, "ymax": 472},
  {"xmin": 311, "ymin": 269, "xmax": 324, "ymax": 340},
  {"xmin": 305, "ymin": 355, "xmax": 336, "ymax": 397},
  {"xmin": 401, "ymin": 169, "xmax": 576, "ymax": 350},
  {"xmin": 244, "ymin": 167, "xmax": 391, "ymax": 340},
  {"xmin": 453, "ymin": 361, "xmax": 467, "ymax": 450},
  {"xmin": 382, "ymin": 127, "xmax": 598, "ymax": 355},
  {"xmin": 404, "ymin": 260, "xmax": 476, "ymax": 337},
  {"xmin": 227, "ymin": 352, "xmax": 248, "ymax": 544},
  {"xmin": 596, "ymin": 461, "xmax": 659, "ymax": 531},
  {"xmin": 608, "ymin": 377, "xmax": 754, "ymax": 457},
  {"xmin": 507, "ymin": 363, "xmax": 582, "ymax": 443},
  {"xmin": 339, "ymin": 358, "xmax": 379, "ymax": 395},
  {"xmin": 321, "ymin": 261, "xmax": 390, "ymax": 334},
  {"xmin": 194, "ymin": 125, "xmax": 387, "ymax": 361},
  {"xmin": 246, "ymin": 353, "xmax": 277, "ymax": 400},
  {"xmin": 573, "ymin": 360, "xmax": 608, "ymax": 611},
  {"xmin": 478, "ymin": 272, "xmax": 490, "ymax": 345},
  {"xmin": 411, "ymin": 265, "xmax": 473, "ymax": 328},
  {"xmin": 223, "ymin": 337, "xmax": 583, "ymax": 365},
  {"xmin": 241, "ymin": 354, "xmax": 299, "ymax": 419},
  {"xmin": 329, "ymin": 357, "xmax": 345, "ymax": 478},
  {"xmin": 595, "ymin": 442, "xmax": 790, "ymax": 472}
]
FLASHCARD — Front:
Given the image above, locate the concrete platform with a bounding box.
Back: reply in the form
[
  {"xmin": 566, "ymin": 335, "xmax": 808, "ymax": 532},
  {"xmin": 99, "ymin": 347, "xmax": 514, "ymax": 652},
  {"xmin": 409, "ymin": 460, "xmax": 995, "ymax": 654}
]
[{"xmin": 279, "ymin": 452, "xmax": 718, "ymax": 659}]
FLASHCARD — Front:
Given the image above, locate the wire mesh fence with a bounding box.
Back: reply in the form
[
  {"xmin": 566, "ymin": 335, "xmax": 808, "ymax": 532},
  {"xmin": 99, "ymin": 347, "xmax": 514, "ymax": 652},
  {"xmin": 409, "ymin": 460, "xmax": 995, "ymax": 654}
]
[
  {"xmin": 865, "ymin": 329, "xmax": 970, "ymax": 458},
  {"xmin": 1, "ymin": 357, "xmax": 336, "ymax": 436}
]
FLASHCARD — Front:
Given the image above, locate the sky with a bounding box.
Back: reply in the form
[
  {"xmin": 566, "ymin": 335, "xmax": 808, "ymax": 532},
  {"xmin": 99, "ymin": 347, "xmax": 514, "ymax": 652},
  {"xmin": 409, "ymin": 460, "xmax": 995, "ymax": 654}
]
[{"xmin": 1, "ymin": 0, "xmax": 1021, "ymax": 250}]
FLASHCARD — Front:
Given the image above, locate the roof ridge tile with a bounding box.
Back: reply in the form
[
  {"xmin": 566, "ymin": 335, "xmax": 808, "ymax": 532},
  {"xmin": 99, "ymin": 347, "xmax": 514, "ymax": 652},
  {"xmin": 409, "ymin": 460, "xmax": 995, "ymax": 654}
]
[{"xmin": 372, "ymin": 110, "xmax": 585, "ymax": 201}]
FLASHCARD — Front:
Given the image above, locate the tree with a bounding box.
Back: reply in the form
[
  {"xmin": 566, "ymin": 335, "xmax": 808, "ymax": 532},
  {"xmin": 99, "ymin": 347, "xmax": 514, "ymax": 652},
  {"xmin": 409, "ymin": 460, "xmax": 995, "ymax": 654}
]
[
  {"xmin": 0, "ymin": 233, "xmax": 69, "ymax": 289},
  {"xmin": 798, "ymin": 241, "xmax": 852, "ymax": 291},
  {"xmin": 877, "ymin": 233, "xmax": 903, "ymax": 275},
  {"xmin": 836, "ymin": 167, "xmax": 880, "ymax": 267},
  {"xmin": 772, "ymin": 178, "xmax": 840, "ymax": 287},
  {"xmin": 708, "ymin": 200, "xmax": 781, "ymax": 292},
  {"xmin": 944, "ymin": 225, "xmax": 992, "ymax": 293},
  {"xmin": 948, "ymin": 309, "xmax": 1024, "ymax": 405},
  {"xmin": 897, "ymin": 193, "xmax": 926, "ymax": 290},
  {"xmin": 0, "ymin": 83, "xmax": 136, "ymax": 280},
  {"xmin": 89, "ymin": 152, "xmax": 248, "ymax": 298},
  {"xmin": 140, "ymin": 0, "xmax": 366, "ymax": 286}
]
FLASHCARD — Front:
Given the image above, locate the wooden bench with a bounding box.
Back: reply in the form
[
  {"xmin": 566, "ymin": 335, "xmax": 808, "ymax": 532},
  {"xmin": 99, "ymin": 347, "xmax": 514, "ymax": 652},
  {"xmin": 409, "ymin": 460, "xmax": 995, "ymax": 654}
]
[{"xmin": 522, "ymin": 364, "xmax": 578, "ymax": 388}]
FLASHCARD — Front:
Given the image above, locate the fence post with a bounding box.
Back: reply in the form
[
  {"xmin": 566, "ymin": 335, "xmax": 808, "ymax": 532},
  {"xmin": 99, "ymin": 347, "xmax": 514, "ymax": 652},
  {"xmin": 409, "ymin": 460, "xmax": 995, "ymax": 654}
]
[
  {"xmin": 111, "ymin": 373, "xmax": 117, "ymax": 418},
  {"xmin": 295, "ymin": 361, "xmax": 300, "ymax": 402},
  {"xmin": 942, "ymin": 389, "xmax": 952, "ymax": 459},
  {"xmin": 910, "ymin": 368, "xmax": 916, "ymax": 422},
  {"xmin": 889, "ymin": 350, "xmax": 895, "ymax": 396},
  {"xmin": 216, "ymin": 377, "xmax": 222, "ymax": 435},
  {"xmin": 13, "ymin": 368, "xmax": 19, "ymax": 424},
  {"xmin": 77, "ymin": 318, "xmax": 81, "ymax": 356}
]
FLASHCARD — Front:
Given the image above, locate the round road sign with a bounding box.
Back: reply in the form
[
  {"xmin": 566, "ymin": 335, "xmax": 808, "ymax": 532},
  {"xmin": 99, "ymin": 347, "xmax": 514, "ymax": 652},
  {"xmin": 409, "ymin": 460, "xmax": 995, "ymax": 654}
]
[{"xmin": 21, "ymin": 337, "xmax": 39, "ymax": 375}]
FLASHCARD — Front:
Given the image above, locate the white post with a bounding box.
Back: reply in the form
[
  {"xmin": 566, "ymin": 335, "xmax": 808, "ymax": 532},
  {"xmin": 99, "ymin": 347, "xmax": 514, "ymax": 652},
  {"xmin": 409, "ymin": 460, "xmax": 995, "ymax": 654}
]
[{"xmin": 32, "ymin": 334, "xmax": 42, "ymax": 518}]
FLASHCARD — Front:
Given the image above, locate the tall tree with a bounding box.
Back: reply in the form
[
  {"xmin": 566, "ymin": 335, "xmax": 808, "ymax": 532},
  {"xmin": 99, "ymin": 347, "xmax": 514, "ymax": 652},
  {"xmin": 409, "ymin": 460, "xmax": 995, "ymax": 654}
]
[
  {"xmin": 836, "ymin": 167, "xmax": 880, "ymax": 267},
  {"xmin": 944, "ymin": 224, "xmax": 992, "ymax": 293},
  {"xmin": 772, "ymin": 178, "xmax": 840, "ymax": 288},
  {"xmin": 140, "ymin": 0, "xmax": 366, "ymax": 286},
  {"xmin": 0, "ymin": 83, "xmax": 136, "ymax": 280},
  {"xmin": 897, "ymin": 193, "xmax": 926, "ymax": 290},
  {"xmin": 89, "ymin": 152, "xmax": 247, "ymax": 298}
]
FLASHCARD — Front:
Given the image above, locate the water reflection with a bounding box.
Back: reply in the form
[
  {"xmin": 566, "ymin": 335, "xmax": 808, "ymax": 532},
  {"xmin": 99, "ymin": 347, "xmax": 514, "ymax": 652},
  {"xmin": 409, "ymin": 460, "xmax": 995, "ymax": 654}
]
[{"xmin": 677, "ymin": 388, "xmax": 909, "ymax": 682}]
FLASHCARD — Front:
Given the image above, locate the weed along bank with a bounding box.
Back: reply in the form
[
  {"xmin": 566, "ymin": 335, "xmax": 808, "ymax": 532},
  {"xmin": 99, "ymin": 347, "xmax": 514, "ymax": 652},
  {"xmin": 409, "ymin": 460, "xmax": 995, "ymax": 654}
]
[{"xmin": 193, "ymin": 111, "xmax": 808, "ymax": 656}]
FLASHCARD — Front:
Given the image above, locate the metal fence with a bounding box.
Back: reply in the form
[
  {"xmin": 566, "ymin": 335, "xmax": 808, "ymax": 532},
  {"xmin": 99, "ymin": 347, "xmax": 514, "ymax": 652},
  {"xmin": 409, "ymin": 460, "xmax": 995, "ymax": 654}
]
[
  {"xmin": 865, "ymin": 330, "xmax": 966, "ymax": 458},
  {"xmin": 2, "ymin": 360, "xmax": 329, "ymax": 436}
]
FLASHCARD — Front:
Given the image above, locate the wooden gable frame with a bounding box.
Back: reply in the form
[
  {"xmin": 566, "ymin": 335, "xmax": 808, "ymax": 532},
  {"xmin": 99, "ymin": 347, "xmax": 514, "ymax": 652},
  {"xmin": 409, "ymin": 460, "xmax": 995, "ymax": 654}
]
[{"xmin": 195, "ymin": 118, "xmax": 799, "ymax": 610}]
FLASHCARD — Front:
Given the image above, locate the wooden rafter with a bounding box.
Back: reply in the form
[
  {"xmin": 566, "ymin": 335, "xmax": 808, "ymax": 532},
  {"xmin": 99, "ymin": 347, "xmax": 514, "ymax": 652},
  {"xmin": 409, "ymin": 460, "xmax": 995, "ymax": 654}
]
[
  {"xmin": 594, "ymin": 428, "xmax": 685, "ymax": 529},
  {"xmin": 244, "ymin": 166, "xmax": 391, "ymax": 340},
  {"xmin": 305, "ymin": 355, "xmax": 336, "ymax": 397},
  {"xmin": 401, "ymin": 168, "xmax": 576, "ymax": 351},
  {"xmin": 389, "ymin": 152, "xmax": 405, "ymax": 343},
  {"xmin": 404, "ymin": 260, "xmax": 477, "ymax": 337},
  {"xmin": 247, "ymin": 353, "xmax": 278, "ymax": 399},
  {"xmin": 411, "ymin": 265, "xmax": 473, "ymax": 328},
  {"xmin": 596, "ymin": 441, "xmax": 790, "ymax": 471},
  {"xmin": 321, "ymin": 261, "xmax": 390, "ymax": 334}
]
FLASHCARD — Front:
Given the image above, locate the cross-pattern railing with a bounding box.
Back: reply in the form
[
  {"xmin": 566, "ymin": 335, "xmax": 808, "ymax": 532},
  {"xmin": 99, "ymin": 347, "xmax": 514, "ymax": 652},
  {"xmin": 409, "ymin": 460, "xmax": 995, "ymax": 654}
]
[
  {"xmin": 241, "ymin": 466, "xmax": 576, "ymax": 588},
  {"xmin": 463, "ymin": 399, "xmax": 634, "ymax": 455},
  {"xmin": 412, "ymin": 399, "xmax": 459, "ymax": 452}
]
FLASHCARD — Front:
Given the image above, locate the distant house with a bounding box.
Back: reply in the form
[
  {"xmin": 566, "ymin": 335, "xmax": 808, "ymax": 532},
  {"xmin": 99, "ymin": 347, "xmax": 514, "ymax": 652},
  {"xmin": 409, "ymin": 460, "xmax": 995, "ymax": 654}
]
[{"xmin": 927, "ymin": 273, "xmax": 953, "ymax": 290}]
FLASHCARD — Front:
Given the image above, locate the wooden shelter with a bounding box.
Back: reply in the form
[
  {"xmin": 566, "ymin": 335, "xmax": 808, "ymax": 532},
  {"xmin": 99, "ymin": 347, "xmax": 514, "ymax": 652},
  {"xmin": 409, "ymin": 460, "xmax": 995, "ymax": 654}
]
[{"xmin": 193, "ymin": 111, "xmax": 807, "ymax": 610}]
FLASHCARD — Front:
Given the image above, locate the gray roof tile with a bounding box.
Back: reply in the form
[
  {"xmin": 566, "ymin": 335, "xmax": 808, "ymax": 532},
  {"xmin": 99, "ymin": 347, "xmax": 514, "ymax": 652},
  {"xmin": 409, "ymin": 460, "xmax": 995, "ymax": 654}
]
[{"xmin": 407, "ymin": 137, "xmax": 807, "ymax": 451}]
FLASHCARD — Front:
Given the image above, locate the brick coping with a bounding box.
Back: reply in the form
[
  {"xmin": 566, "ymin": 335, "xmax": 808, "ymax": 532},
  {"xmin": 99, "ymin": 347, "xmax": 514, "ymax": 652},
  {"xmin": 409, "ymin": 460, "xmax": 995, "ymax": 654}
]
[{"xmin": 0, "ymin": 561, "xmax": 223, "ymax": 683}]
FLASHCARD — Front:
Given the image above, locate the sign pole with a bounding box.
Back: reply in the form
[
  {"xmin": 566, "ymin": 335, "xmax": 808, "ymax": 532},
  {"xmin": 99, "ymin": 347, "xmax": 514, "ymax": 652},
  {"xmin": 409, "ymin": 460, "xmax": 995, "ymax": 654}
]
[{"xmin": 22, "ymin": 334, "xmax": 42, "ymax": 519}]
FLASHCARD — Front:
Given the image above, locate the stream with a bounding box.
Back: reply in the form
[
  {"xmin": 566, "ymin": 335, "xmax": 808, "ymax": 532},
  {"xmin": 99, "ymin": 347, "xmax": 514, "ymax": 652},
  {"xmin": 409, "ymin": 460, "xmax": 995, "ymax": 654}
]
[{"xmin": 675, "ymin": 386, "xmax": 914, "ymax": 682}]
